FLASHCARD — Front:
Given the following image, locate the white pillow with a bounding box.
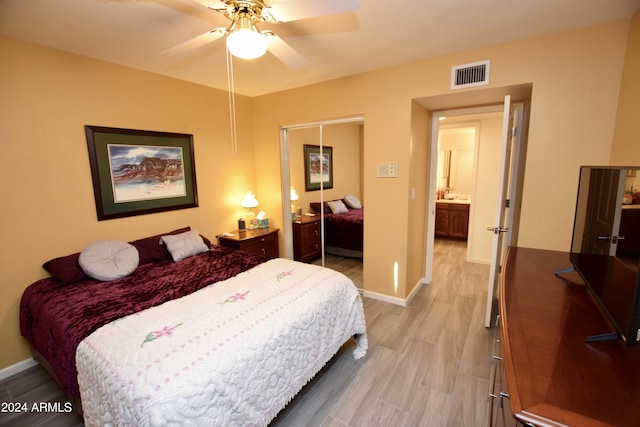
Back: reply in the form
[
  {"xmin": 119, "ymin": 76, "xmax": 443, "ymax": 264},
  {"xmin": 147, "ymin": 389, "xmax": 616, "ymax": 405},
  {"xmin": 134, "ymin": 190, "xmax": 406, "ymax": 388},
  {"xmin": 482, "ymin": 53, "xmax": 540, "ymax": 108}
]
[
  {"xmin": 344, "ymin": 194, "xmax": 362, "ymax": 209},
  {"xmin": 161, "ymin": 229, "xmax": 209, "ymax": 262},
  {"xmin": 327, "ymin": 199, "xmax": 349, "ymax": 214},
  {"xmin": 79, "ymin": 240, "xmax": 139, "ymax": 282}
]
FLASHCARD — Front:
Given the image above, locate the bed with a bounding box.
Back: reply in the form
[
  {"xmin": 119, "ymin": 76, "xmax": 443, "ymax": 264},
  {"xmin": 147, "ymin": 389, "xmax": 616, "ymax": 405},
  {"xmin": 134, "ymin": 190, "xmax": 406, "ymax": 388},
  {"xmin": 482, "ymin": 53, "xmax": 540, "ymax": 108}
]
[
  {"xmin": 20, "ymin": 227, "xmax": 367, "ymax": 426},
  {"xmin": 310, "ymin": 197, "xmax": 364, "ymax": 258}
]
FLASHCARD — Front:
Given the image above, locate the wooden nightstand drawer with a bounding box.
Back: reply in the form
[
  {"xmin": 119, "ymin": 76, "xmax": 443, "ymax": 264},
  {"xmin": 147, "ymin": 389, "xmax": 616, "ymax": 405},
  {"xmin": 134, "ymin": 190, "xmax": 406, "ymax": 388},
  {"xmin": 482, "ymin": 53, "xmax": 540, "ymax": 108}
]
[
  {"xmin": 240, "ymin": 231, "xmax": 279, "ymax": 258},
  {"xmin": 293, "ymin": 216, "xmax": 321, "ymax": 262},
  {"xmin": 217, "ymin": 228, "xmax": 279, "ymax": 259}
]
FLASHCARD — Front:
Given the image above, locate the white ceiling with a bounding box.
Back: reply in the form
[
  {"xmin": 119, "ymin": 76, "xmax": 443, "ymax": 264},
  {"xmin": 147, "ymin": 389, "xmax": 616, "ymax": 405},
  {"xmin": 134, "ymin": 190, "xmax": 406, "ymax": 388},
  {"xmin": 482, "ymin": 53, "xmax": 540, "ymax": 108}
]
[{"xmin": 1, "ymin": 0, "xmax": 639, "ymax": 97}]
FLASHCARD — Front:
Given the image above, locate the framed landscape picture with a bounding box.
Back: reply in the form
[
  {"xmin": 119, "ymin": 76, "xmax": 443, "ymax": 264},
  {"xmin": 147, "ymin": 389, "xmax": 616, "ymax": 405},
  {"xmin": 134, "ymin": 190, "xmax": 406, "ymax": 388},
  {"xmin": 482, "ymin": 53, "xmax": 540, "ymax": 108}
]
[
  {"xmin": 85, "ymin": 125, "xmax": 198, "ymax": 220},
  {"xmin": 304, "ymin": 144, "xmax": 333, "ymax": 191}
]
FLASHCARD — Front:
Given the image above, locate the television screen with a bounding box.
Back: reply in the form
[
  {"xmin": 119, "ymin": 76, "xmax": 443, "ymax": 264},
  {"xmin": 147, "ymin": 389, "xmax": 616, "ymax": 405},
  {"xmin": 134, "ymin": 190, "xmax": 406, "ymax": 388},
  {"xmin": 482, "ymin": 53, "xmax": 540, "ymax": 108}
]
[{"xmin": 569, "ymin": 166, "xmax": 640, "ymax": 346}]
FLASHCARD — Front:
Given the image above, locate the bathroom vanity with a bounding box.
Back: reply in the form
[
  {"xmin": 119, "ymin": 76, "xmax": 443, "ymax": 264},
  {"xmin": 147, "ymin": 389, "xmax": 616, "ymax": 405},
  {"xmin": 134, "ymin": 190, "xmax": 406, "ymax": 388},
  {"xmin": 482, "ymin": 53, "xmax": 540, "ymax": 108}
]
[{"xmin": 435, "ymin": 199, "xmax": 470, "ymax": 239}]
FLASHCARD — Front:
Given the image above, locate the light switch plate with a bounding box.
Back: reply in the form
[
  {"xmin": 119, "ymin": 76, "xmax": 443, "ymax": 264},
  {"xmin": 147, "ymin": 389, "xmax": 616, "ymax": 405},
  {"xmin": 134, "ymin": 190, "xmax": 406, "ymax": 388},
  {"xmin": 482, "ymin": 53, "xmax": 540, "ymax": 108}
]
[{"xmin": 377, "ymin": 162, "xmax": 398, "ymax": 178}]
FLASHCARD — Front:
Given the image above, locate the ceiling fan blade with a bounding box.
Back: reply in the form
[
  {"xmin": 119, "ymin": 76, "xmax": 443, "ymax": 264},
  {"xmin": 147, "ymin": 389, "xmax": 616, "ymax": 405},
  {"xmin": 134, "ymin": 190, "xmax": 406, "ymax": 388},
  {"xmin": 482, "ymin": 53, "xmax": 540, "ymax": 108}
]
[
  {"xmin": 268, "ymin": 0, "xmax": 360, "ymax": 22},
  {"xmin": 189, "ymin": 0, "xmax": 227, "ymax": 10},
  {"xmin": 162, "ymin": 29, "xmax": 225, "ymax": 54},
  {"xmin": 266, "ymin": 34, "xmax": 308, "ymax": 69}
]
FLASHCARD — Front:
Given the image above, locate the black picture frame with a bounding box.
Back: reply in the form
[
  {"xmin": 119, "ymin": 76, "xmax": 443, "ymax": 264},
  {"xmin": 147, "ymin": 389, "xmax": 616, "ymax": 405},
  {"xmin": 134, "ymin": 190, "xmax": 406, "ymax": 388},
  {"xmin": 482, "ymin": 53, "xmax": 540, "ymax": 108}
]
[
  {"xmin": 85, "ymin": 125, "xmax": 198, "ymax": 221},
  {"xmin": 304, "ymin": 144, "xmax": 333, "ymax": 191}
]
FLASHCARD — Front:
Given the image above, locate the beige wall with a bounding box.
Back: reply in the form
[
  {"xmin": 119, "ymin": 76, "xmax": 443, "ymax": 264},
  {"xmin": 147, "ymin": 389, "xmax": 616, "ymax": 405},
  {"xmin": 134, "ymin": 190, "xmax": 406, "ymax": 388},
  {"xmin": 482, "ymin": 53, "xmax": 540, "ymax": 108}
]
[
  {"xmin": 406, "ymin": 102, "xmax": 430, "ymax": 295},
  {"xmin": 611, "ymin": 10, "xmax": 640, "ymax": 163},
  {"xmin": 0, "ymin": 36, "xmax": 256, "ymax": 369},
  {"xmin": 253, "ymin": 20, "xmax": 630, "ymax": 301}
]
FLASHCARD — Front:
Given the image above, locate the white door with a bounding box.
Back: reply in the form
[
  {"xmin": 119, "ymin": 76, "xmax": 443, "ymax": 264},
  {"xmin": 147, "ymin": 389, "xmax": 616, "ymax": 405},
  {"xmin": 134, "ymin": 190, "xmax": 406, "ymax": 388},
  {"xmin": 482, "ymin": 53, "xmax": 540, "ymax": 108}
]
[
  {"xmin": 484, "ymin": 96, "xmax": 525, "ymax": 327},
  {"xmin": 581, "ymin": 168, "xmax": 625, "ymax": 257}
]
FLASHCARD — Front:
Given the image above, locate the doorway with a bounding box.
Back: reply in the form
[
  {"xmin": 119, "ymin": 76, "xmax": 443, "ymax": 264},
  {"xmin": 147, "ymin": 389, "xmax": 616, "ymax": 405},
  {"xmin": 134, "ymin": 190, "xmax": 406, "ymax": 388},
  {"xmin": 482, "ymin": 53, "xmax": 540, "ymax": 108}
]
[
  {"xmin": 435, "ymin": 109, "xmax": 504, "ymax": 264},
  {"xmin": 419, "ymin": 85, "xmax": 531, "ymax": 327}
]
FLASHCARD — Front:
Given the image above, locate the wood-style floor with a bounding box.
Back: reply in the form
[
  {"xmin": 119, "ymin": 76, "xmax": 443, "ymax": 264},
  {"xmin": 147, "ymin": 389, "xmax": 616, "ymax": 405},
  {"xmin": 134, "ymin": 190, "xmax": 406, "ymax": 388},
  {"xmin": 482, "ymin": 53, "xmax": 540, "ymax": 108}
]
[
  {"xmin": 314, "ymin": 253, "xmax": 364, "ymax": 290},
  {"xmin": 0, "ymin": 239, "xmax": 495, "ymax": 427}
]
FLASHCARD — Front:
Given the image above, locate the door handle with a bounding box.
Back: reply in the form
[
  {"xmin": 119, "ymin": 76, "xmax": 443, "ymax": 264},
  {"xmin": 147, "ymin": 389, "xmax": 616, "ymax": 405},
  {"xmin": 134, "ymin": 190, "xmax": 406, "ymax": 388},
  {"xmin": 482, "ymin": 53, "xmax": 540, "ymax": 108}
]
[
  {"xmin": 487, "ymin": 227, "xmax": 509, "ymax": 234},
  {"xmin": 597, "ymin": 234, "xmax": 626, "ymax": 242},
  {"xmin": 610, "ymin": 235, "xmax": 626, "ymax": 244}
]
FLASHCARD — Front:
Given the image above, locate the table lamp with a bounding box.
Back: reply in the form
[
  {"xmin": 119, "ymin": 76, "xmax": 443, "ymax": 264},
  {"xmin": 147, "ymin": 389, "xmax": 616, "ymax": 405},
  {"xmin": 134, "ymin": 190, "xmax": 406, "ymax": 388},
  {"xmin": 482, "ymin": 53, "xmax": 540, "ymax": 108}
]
[
  {"xmin": 241, "ymin": 191, "xmax": 259, "ymax": 228},
  {"xmin": 290, "ymin": 187, "xmax": 299, "ymax": 220}
]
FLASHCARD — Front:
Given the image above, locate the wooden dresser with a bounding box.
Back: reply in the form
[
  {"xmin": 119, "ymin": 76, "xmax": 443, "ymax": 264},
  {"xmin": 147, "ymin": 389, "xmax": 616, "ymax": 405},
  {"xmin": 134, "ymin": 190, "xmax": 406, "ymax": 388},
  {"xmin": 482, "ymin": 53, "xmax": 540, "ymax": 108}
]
[
  {"xmin": 498, "ymin": 247, "xmax": 640, "ymax": 427},
  {"xmin": 217, "ymin": 228, "xmax": 279, "ymax": 259},
  {"xmin": 292, "ymin": 215, "xmax": 321, "ymax": 262}
]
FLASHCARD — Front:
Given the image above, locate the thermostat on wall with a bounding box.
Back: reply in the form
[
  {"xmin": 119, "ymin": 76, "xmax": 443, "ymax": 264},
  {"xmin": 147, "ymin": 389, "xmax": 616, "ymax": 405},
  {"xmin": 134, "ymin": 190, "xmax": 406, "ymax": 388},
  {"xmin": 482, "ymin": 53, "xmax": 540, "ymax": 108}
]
[{"xmin": 377, "ymin": 162, "xmax": 398, "ymax": 178}]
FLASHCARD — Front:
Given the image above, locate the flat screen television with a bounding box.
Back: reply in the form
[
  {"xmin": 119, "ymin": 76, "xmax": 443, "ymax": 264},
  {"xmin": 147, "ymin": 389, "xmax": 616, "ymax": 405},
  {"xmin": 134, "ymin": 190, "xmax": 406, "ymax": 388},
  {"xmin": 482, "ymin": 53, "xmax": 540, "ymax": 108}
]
[{"xmin": 566, "ymin": 166, "xmax": 640, "ymax": 346}]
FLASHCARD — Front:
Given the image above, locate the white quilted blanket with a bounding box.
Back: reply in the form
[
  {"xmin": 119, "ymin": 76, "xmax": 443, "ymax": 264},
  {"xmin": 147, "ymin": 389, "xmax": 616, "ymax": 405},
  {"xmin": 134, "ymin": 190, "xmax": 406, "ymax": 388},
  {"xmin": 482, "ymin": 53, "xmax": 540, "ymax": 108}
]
[{"xmin": 76, "ymin": 258, "xmax": 367, "ymax": 426}]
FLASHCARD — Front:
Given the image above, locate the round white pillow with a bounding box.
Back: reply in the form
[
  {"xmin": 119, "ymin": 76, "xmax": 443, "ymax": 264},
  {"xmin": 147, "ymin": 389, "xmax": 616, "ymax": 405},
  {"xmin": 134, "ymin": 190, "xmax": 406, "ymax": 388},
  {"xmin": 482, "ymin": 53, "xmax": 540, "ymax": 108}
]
[{"xmin": 79, "ymin": 240, "xmax": 139, "ymax": 282}]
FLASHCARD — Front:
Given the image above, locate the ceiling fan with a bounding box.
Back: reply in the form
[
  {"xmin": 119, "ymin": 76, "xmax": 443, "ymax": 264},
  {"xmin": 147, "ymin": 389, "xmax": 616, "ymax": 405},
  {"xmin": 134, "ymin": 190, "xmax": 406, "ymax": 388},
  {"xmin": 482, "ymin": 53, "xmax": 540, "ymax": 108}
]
[{"xmin": 164, "ymin": 0, "xmax": 360, "ymax": 68}]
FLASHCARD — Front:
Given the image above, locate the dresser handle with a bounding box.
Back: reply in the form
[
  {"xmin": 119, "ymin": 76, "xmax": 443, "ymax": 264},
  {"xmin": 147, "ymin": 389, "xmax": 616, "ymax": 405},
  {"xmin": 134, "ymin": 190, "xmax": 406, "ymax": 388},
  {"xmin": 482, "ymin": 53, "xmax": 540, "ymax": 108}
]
[
  {"xmin": 261, "ymin": 248, "xmax": 266, "ymax": 255},
  {"xmin": 498, "ymin": 391, "xmax": 510, "ymax": 409},
  {"xmin": 488, "ymin": 353, "xmax": 498, "ymax": 402}
]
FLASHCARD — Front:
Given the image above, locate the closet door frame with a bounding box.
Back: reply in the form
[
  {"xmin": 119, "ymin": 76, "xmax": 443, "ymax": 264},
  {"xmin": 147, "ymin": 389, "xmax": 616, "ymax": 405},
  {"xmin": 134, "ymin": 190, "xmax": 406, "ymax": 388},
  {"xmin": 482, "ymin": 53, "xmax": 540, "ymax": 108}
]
[{"xmin": 280, "ymin": 116, "xmax": 364, "ymax": 263}]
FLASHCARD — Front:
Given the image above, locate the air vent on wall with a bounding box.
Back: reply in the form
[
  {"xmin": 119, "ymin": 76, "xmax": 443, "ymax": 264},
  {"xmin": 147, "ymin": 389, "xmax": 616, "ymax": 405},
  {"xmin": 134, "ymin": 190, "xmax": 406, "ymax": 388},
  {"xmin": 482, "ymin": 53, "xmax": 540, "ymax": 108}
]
[{"xmin": 451, "ymin": 60, "xmax": 490, "ymax": 89}]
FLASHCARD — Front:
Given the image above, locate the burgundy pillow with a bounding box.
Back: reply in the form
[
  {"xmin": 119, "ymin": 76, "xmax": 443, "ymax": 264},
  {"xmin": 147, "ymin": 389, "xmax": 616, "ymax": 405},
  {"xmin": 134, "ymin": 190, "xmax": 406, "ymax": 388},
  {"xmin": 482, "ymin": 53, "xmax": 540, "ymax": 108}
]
[
  {"xmin": 200, "ymin": 233, "xmax": 211, "ymax": 247},
  {"xmin": 310, "ymin": 201, "xmax": 347, "ymax": 214},
  {"xmin": 130, "ymin": 227, "xmax": 211, "ymax": 265},
  {"xmin": 310, "ymin": 202, "xmax": 331, "ymax": 214},
  {"xmin": 130, "ymin": 227, "xmax": 190, "ymax": 265},
  {"xmin": 43, "ymin": 253, "xmax": 89, "ymax": 285}
]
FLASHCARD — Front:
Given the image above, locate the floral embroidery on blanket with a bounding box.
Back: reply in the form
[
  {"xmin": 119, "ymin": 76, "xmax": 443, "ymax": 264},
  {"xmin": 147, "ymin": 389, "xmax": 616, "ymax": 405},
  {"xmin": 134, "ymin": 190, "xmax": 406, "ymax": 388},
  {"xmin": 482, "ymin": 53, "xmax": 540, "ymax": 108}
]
[
  {"xmin": 220, "ymin": 291, "xmax": 249, "ymax": 304},
  {"xmin": 276, "ymin": 270, "xmax": 294, "ymax": 281},
  {"xmin": 141, "ymin": 323, "xmax": 183, "ymax": 348}
]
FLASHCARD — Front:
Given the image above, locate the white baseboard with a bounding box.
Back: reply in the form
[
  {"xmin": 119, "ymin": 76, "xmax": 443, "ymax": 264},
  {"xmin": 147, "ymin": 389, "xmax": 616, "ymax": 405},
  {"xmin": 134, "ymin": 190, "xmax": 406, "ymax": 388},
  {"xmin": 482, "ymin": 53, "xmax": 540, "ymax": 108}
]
[
  {"xmin": 363, "ymin": 290, "xmax": 407, "ymax": 306},
  {"xmin": 0, "ymin": 358, "xmax": 38, "ymax": 381},
  {"xmin": 363, "ymin": 278, "xmax": 425, "ymax": 307},
  {"xmin": 405, "ymin": 278, "xmax": 424, "ymax": 305}
]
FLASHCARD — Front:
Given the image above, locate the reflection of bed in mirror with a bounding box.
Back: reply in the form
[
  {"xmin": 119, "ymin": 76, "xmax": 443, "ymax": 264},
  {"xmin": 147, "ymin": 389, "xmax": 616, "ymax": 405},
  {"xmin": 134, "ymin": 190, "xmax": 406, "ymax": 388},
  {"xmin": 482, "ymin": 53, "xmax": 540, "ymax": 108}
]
[{"xmin": 310, "ymin": 198, "xmax": 363, "ymax": 258}]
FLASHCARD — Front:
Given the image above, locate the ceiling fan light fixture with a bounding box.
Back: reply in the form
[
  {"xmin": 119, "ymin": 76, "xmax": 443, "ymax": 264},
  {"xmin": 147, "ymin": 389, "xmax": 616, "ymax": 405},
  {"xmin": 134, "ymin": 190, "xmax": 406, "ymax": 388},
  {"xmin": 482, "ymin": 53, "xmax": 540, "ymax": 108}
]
[
  {"xmin": 227, "ymin": 28, "xmax": 267, "ymax": 59},
  {"xmin": 226, "ymin": 12, "xmax": 267, "ymax": 60}
]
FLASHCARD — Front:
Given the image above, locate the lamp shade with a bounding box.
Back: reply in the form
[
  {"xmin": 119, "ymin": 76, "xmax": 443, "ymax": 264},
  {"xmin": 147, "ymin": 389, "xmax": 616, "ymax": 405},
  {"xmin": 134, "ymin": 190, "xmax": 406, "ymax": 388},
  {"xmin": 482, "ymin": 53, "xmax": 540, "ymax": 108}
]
[
  {"xmin": 290, "ymin": 187, "xmax": 299, "ymax": 201},
  {"xmin": 227, "ymin": 25, "xmax": 267, "ymax": 59},
  {"xmin": 241, "ymin": 191, "xmax": 259, "ymax": 208}
]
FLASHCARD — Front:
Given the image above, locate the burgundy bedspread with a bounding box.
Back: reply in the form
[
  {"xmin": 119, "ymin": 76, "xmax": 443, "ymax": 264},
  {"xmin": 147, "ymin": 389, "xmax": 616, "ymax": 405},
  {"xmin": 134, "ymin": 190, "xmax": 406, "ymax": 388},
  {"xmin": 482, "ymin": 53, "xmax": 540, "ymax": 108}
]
[
  {"xmin": 20, "ymin": 246, "xmax": 266, "ymax": 398},
  {"xmin": 324, "ymin": 208, "xmax": 364, "ymax": 253}
]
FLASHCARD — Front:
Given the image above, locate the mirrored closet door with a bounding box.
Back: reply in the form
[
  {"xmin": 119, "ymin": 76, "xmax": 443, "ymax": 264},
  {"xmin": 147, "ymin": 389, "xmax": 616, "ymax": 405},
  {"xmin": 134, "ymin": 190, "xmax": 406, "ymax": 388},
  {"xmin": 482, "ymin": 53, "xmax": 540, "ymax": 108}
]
[{"xmin": 281, "ymin": 118, "xmax": 364, "ymax": 287}]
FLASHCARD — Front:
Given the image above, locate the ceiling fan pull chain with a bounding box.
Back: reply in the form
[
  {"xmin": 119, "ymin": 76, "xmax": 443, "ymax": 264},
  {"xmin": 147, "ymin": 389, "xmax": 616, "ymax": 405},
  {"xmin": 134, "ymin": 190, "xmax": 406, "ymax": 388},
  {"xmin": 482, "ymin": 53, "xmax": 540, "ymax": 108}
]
[{"xmin": 226, "ymin": 48, "xmax": 238, "ymax": 156}]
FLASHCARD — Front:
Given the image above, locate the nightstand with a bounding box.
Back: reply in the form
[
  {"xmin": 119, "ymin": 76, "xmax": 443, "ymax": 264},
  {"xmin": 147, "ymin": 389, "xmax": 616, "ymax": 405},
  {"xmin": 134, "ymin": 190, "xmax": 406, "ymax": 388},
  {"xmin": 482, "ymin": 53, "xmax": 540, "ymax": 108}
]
[
  {"xmin": 292, "ymin": 216, "xmax": 321, "ymax": 262},
  {"xmin": 217, "ymin": 227, "xmax": 279, "ymax": 259}
]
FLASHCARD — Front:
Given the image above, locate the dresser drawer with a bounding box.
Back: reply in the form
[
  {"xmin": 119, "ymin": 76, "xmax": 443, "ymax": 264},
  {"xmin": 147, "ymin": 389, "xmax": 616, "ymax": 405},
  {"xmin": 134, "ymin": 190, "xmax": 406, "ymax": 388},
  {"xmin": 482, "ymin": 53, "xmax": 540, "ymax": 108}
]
[
  {"xmin": 293, "ymin": 217, "xmax": 321, "ymax": 262},
  {"xmin": 240, "ymin": 231, "xmax": 279, "ymax": 258},
  {"xmin": 217, "ymin": 228, "xmax": 279, "ymax": 259}
]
